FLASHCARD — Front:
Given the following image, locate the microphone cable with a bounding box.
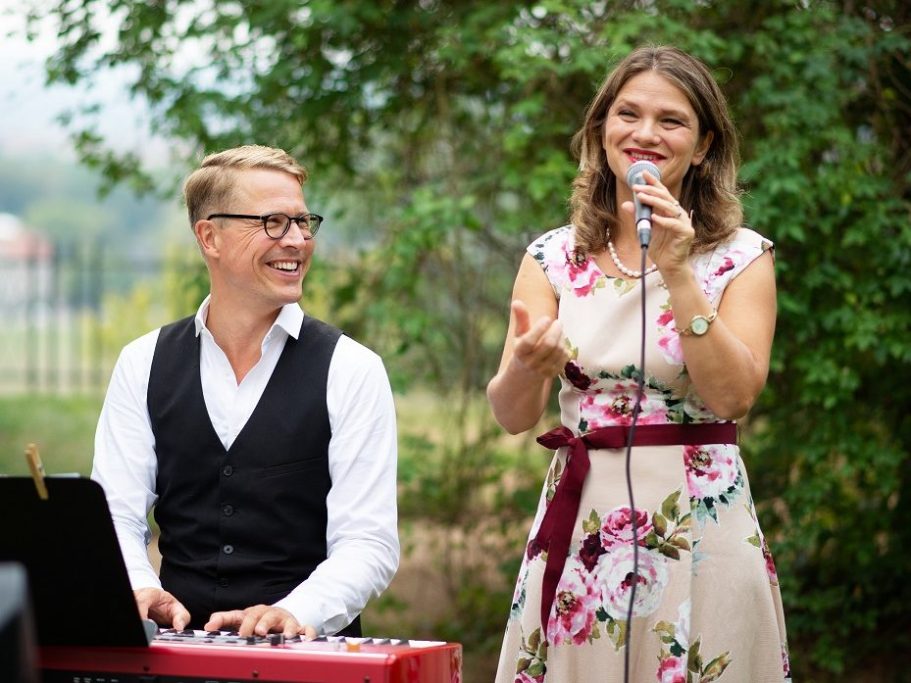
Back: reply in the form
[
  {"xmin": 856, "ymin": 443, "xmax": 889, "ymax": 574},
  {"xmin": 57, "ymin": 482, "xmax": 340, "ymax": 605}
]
[{"xmin": 622, "ymin": 243, "xmax": 649, "ymax": 683}]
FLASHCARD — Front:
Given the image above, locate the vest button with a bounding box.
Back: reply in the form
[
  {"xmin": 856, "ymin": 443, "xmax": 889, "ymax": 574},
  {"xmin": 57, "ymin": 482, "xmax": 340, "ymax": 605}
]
[
  {"xmin": 223, "ymin": 504, "xmax": 234, "ymax": 517},
  {"xmin": 222, "ymin": 465, "xmax": 234, "ymax": 476},
  {"xmin": 223, "ymin": 544, "xmax": 234, "ymax": 555}
]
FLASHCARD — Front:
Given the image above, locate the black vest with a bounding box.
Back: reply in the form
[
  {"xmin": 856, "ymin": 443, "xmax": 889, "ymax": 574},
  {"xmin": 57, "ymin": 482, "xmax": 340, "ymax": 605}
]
[{"xmin": 147, "ymin": 314, "xmax": 360, "ymax": 635}]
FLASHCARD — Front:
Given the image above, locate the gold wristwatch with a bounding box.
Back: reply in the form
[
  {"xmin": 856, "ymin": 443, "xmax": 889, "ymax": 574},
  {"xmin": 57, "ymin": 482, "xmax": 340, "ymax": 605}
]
[{"xmin": 677, "ymin": 308, "xmax": 717, "ymax": 337}]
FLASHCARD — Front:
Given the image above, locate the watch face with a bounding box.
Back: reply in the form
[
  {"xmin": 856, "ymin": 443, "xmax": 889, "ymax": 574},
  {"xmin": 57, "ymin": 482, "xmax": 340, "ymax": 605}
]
[{"xmin": 691, "ymin": 316, "xmax": 710, "ymax": 335}]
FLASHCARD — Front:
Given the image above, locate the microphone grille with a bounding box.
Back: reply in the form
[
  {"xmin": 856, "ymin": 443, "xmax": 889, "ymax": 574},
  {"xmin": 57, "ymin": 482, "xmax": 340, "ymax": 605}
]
[{"xmin": 625, "ymin": 160, "xmax": 661, "ymax": 187}]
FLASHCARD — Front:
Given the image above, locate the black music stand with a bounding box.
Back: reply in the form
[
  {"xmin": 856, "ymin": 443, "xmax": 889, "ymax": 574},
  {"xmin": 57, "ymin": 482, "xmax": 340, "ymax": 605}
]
[
  {"xmin": 0, "ymin": 562, "xmax": 39, "ymax": 683},
  {"xmin": 0, "ymin": 476, "xmax": 154, "ymax": 647}
]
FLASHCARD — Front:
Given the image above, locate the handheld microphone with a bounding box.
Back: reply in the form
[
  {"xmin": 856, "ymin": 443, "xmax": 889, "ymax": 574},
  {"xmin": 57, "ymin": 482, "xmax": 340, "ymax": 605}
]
[{"xmin": 625, "ymin": 160, "xmax": 661, "ymax": 247}]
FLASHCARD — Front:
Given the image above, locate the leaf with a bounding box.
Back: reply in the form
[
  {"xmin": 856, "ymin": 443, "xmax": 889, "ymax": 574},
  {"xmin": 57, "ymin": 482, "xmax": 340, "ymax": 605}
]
[
  {"xmin": 661, "ymin": 489, "xmax": 682, "ymax": 520},
  {"xmin": 652, "ymin": 512, "xmax": 668, "ymax": 537},
  {"xmin": 644, "ymin": 530, "xmax": 661, "ymax": 549},
  {"xmin": 653, "ymin": 620, "xmax": 677, "ymax": 643},
  {"xmin": 700, "ymin": 652, "xmax": 732, "ymax": 681},
  {"xmin": 527, "ymin": 628, "xmax": 540, "ymax": 653},
  {"xmin": 676, "ymin": 513, "xmax": 693, "ymax": 532},
  {"xmin": 583, "ymin": 509, "xmax": 601, "ymax": 535},
  {"xmin": 18, "ymin": 2, "xmax": 911, "ymax": 676},
  {"xmin": 669, "ymin": 535, "xmax": 691, "ymax": 551},
  {"xmin": 527, "ymin": 661, "xmax": 545, "ymax": 677},
  {"xmin": 688, "ymin": 639, "xmax": 703, "ymax": 673},
  {"xmin": 659, "ymin": 542, "xmax": 681, "ymax": 560}
]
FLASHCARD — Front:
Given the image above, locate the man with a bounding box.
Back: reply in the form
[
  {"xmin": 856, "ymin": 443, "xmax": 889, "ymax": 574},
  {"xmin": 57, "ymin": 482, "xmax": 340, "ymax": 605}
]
[{"xmin": 92, "ymin": 145, "xmax": 399, "ymax": 639}]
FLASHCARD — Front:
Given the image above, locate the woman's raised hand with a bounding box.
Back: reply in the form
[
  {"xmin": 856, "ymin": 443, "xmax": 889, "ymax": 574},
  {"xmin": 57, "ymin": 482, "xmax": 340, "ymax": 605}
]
[{"xmin": 510, "ymin": 299, "xmax": 570, "ymax": 379}]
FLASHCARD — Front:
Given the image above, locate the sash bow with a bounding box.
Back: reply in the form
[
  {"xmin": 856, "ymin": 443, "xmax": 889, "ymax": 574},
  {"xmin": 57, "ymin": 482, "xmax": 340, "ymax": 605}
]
[{"xmin": 531, "ymin": 422, "xmax": 737, "ymax": 633}]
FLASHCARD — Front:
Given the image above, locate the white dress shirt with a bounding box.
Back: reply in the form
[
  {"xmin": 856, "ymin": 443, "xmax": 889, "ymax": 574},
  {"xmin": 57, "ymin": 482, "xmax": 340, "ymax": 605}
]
[{"xmin": 91, "ymin": 297, "xmax": 399, "ymax": 635}]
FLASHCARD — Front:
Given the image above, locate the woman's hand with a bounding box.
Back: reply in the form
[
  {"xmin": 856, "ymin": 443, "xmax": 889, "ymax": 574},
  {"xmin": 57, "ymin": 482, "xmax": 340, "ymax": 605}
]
[
  {"xmin": 509, "ymin": 299, "xmax": 570, "ymax": 380},
  {"xmin": 621, "ymin": 170, "xmax": 695, "ymax": 282},
  {"xmin": 487, "ymin": 254, "xmax": 567, "ymax": 434}
]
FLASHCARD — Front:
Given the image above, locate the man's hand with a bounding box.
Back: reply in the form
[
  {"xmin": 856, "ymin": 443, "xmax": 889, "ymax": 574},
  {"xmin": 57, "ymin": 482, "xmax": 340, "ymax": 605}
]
[
  {"xmin": 134, "ymin": 587, "xmax": 191, "ymax": 630},
  {"xmin": 204, "ymin": 604, "xmax": 317, "ymax": 639}
]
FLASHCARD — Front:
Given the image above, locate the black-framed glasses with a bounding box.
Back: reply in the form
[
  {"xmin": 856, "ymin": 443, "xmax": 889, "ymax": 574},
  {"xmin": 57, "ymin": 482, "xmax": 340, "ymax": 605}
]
[{"xmin": 207, "ymin": 213, "xmax": 324, "ymax": 239}]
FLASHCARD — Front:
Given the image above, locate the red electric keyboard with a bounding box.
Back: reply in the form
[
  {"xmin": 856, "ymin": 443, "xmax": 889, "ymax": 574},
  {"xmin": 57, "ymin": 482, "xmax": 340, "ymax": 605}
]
[
  {"xmin": 1, "ymin": 476, "xmax": 461, "ymax": 683},
  {"xmin": 40, "ymin": 629, "xmax": 462, "ymax": 683}
]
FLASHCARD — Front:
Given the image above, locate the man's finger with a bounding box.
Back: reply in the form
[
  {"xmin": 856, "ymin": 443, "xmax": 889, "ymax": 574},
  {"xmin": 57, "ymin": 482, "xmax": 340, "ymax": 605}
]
[
  {"xmin": 258, "ymin": 612, "xmax": 294, "ymax": 637},
  {"xmin": 282, "ymin": 620, "xmax": 302, "ymax": 638},
  {"xmin": 240, "ymin": 612, "xmax": 259, "ymax": 637},
  {"xmin": 204, "ymin": 610, "xmax": 244, "ymax": 632},
  {"xmin": 136, "ymin": 602, "xmax": 150, "ymax": 620},
  {"xmin": 171, "ymin": 604, "xmax": 191, "ymax": 631}
]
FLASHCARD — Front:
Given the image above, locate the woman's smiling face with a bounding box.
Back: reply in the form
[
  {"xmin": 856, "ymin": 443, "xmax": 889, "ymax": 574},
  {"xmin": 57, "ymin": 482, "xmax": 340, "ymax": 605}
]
[{"xmin": 602, "ymin": 70, "xmax": 713, "ymax": 199}]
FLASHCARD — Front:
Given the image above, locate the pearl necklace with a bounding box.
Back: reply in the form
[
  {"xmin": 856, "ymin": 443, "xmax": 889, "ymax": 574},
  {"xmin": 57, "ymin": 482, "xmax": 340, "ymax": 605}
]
[{"xmin": 607, "ymin": 240, "xmax": 657, "ymax": 278}]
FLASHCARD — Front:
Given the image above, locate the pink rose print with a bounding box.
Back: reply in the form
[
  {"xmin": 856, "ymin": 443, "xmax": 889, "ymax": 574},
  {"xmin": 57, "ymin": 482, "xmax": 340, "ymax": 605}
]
[
  {"xmin": 578, "ymin": 532, "xmax": 605, "ymax": 572},
  {"xmin": 538, "ymin": 248, "xmax": 571, "ymax": 287},
  {"xmin": 762, "ymin": 535, "xmax": 780, "ymax": 584},
  {"xmin": 580, "ymin": 384, "xmax": 669, "ymax": 429},
  {"xmin": 656, "ymin": 308, "xmax": 675, "ymax": 327},
  {"xmin": 511, "ymin": 559, "xmax": 530, "ymax": 609},
  {"xmin": 713, "ymin": 256, "xmax": 736, "ymax": 277},
  {"xmin": 569, "ymin": 263, "xmax": 603, "ymax": 297},
  {"xmin": 654, "ymin": 599, "xmax": 731, "ymax": 681},
  {"xmin": 656, "ymin": 655, "xmax": 687, "ymax": 683},
  {"xmin": 600, "ymin": 507, "xmax": 652, "ymax": 549},
  {"xmin": 512, "ymin": 626, "xmax": 547, "ymax": 681},
  {"xmin": 540, "ymin": 247, "xmax": 604, "ymax": 297},
  {"xmin": 656, "ymin": 307, "xmax": 684, "ymax": 365},
  {"xmin": 598, "ymin": 546, "xmax": 668, "ymax": 620},
  {"xmin": 564, "ymin": 361, "xmax": 593, "ymax": 390},
  {"xmin": 680, "ymin": 386, "xmax": 718, "ymax": 423},
  {"xmin": 701, "ymin": 247, "xmax": 748, "ymax": 301},
  {"xmin": 684, "ymin": 444, "xmax": 741, "ymax": 501},
  {"xmin": 547, "ymin": 560, "xmax": 600, "ymax": 645}
]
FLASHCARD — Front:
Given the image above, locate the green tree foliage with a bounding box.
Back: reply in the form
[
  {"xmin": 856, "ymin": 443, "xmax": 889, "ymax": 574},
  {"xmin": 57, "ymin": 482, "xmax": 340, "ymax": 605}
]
[{"xmin": 24, "ymin": 0, "xmax": 911, "ymax": 678}]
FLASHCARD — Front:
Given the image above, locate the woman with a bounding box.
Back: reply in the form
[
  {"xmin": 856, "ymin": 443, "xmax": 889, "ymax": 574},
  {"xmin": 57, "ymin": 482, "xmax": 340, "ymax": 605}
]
[{"xmin": 488, "ymin": 46, "xmax": 790, "ymax": 682}]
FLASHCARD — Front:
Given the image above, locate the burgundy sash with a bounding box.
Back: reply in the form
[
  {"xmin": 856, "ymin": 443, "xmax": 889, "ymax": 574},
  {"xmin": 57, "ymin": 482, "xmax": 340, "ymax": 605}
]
[{"xmin": 533, "ymin": 422, "xmax": 737, "ymax": 631}]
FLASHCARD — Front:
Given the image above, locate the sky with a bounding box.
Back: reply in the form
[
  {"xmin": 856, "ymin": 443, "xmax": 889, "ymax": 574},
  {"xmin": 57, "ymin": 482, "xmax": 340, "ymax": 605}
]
[{"xmin": 0, "ymin": 2, "xmax": 168, "ymax": 164}]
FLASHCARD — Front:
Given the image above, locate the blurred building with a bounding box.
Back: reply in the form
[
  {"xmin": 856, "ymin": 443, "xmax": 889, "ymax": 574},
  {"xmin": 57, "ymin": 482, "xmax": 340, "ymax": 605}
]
[{"xmin": 0, "ymin": 213, "xmax": 53, "ymax": 309}]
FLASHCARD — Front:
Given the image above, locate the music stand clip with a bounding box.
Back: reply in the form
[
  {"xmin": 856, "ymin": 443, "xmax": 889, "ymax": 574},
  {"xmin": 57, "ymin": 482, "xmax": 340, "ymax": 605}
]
[{"xmin": 24, "ymin": 444, "xmax": 48, "ymax": 500}]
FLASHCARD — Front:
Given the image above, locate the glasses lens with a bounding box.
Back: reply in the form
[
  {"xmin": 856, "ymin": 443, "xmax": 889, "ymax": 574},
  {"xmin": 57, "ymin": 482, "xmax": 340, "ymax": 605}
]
[
  {"xmin": 263, "ymin": 214, "xmax": 289, "ymax": 238},
  {"xmin": 306, "ymin": 214, "xmax": 321, "ymax": 236}
]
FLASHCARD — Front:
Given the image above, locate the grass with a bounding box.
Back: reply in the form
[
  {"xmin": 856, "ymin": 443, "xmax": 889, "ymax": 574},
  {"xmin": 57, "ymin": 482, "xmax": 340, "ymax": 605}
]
[{"xmin": 0, "ymin": 394, "xmax": 102, "ymax": 476}]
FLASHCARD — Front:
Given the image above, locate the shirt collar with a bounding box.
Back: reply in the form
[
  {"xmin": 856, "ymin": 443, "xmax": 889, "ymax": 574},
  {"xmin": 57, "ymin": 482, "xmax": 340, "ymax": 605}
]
[{"xmin": 194, "ymin": 295, "xmax": 305, "ymax": 340}]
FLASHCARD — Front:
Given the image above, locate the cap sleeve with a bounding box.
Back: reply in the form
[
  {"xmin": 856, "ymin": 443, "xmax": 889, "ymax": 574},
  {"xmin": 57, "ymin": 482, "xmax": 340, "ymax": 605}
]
[
  {"xmin": 526, "ymin": 225, "xmax": 607, "ymax": 299},
  {"xmin": 693, "ymin": 227, "xmax": 774, "ymax": 304}
]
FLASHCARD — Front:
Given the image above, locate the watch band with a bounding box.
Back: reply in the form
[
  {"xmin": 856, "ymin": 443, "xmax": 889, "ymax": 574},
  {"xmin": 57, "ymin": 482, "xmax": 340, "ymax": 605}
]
[{"xmin": 676, "ymin": 308, "xmax": 718, "ymax": 336}]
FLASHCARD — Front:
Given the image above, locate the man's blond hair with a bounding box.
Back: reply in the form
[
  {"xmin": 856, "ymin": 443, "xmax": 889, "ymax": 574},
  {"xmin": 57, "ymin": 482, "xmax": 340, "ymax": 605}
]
[{"xmin": 183, "ymin": 145, "xmax": 308, "ymax": 227}]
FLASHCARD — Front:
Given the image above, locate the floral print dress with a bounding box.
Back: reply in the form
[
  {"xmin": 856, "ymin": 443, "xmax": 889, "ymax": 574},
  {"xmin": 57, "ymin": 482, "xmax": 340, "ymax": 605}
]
[{"xmin": 494, "ymin": 226, "xmax": 790, "ymax": 683}]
